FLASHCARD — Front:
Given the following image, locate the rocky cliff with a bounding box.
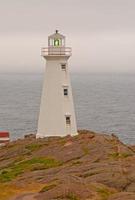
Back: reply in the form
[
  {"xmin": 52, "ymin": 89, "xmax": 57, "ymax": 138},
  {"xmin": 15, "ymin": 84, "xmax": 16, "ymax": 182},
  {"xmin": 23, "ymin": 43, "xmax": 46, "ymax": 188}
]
[{"xmin": 0, "ymin": 130, "xmax": 135, "ymax": 200}]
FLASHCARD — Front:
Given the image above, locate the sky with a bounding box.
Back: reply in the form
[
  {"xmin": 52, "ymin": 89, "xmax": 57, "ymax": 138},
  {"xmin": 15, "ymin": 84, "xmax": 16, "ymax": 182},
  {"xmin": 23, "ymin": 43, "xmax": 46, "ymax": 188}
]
[{"xmin": 0, "ymin": 0, "xmax": 135, "ymax": 73}]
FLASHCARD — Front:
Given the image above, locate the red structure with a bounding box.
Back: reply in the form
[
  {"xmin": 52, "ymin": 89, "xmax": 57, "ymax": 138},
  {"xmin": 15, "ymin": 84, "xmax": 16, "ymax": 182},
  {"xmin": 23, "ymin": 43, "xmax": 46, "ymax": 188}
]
[{"xmin": 0, "ymin": 131, "xmax": 10, "ymax": 146}]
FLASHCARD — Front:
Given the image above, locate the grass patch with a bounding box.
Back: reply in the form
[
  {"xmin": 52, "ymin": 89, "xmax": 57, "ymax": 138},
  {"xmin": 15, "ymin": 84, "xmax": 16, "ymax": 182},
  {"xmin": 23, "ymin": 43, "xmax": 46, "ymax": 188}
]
[
  {"xmin": 110, "ymin": 152, "xmax": 132, "ymax": 159},
  {"xmin": 80, "ymin": 170, "xmax": 102, "ymax": 178},
  {"xmin": 110, "ymin": 152, "xmax": 119, "ymax": 159},
  {"xmin": 0, "ymin": 157, "xmax": 62, "ymax": 182},
  {"xmin": 59, "ymin": 138, "xmax": 67, "ymax": 145},
  {"xmin": 82, "ymin": 146, "xmax": 89, "ymax": 155},
  {"xmin": 25, "ymin": 143, "xmax": 44, "ymax": 151},
  {"xmin": 0, "ymin": 169, "xmax": 22, "ymax": 182},
  {"xmin": 40, "ymin": 183, "xmax": 57, "ymax": 192},
  {"xmin": 120, "ymin": 152, "xmax": 133, "ymax": 158},
  {"xmin": 96, "ymin": 187, "xmax": 113, "ymax": 200},
  {"xmin": 57, "ymin": 192, "xmax": 80, "ymax": 200},
  {"xmin": 72, "ymin": 160, "xmax": 82, "ymax": 165},
  {"xmin": 66, "ymin": 192, "xmax": 80, "ymax": 200}
]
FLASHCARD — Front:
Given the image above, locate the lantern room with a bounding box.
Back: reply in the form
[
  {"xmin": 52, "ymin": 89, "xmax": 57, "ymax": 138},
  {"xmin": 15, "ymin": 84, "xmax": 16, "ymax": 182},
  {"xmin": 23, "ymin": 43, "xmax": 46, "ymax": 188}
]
[
  {"xmin": 41, "ymin": 30, "xmax": 72, "ymax": 57},
  {"xmin": 48, "ymin": 30, "xmax": 65, "ymax": 47}
]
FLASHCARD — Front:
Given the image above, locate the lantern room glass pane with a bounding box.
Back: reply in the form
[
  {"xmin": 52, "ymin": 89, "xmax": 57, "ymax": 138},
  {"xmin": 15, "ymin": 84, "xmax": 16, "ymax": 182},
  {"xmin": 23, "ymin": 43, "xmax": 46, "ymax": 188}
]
[{"xmin": 54, "ymin": 39, "xmax": 61, "ymax": 47}]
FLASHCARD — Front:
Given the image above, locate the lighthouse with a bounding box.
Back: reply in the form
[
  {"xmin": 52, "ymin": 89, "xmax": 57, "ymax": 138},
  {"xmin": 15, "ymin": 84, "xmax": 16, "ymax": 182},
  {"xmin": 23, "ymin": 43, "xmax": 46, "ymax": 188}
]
[{"xmin": 36, "ymin": 31, "xmax": 78, "ymax": 138}]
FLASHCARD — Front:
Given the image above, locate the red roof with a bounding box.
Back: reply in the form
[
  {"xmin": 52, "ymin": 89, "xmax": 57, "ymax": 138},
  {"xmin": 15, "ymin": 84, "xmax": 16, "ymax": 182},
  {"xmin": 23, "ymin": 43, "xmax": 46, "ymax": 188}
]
[{"xmin": 0, "ymin": 132, "xmax": 10, "ymax": 137}]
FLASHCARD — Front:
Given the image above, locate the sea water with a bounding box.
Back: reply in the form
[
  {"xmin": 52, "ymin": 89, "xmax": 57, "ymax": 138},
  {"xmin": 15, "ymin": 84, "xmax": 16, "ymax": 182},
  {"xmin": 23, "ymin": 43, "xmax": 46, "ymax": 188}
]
[{"xmin": 0, "ymin": 73, "xmax": 135, "ymax": 144}]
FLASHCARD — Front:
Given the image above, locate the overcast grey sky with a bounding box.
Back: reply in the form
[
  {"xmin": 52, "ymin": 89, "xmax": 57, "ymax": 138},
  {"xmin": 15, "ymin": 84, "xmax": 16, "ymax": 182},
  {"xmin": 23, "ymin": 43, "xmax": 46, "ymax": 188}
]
[{"xmin": 0, "ymin": 0, "xmax": 135, "ymax": 73}]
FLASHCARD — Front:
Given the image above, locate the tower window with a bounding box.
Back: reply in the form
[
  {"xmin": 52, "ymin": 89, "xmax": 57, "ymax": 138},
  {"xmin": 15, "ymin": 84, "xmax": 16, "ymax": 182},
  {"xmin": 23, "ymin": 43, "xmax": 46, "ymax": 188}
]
[
  {"xmin": 61, "ymin": 63, "xmax": 66, "ymax": 70},
  {"xmin": 66, "ymin": 116, "xmax": 71, "ymax": 125},
  {"xmin": 64, "ymin": 88, "xmax": 68, "ymax": 96}
]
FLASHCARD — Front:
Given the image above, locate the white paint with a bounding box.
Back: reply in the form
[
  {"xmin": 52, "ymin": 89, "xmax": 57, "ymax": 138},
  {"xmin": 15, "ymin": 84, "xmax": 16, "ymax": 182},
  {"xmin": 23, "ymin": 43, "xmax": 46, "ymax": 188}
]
[
  {"xmin": 0, "ymin": 137, "xmax": 10, "ymax": 141},
  {"xmin": 37, "ymin": 31, "xmax": 78, "ymax": 138}
]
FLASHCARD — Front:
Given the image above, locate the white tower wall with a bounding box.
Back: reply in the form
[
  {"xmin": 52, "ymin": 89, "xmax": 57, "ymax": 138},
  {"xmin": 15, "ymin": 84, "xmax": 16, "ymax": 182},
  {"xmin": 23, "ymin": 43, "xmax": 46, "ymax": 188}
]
[{"xmin": 37, "ymin": 31, "xmax": 77, "ymax": 138}]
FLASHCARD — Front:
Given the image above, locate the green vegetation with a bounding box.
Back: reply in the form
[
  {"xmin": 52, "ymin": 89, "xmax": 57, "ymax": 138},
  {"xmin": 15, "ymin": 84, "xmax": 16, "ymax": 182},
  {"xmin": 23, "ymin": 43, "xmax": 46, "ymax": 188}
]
[
  {"xmin": 25, "ymin": 143, "xmax": 44, "ymax": 151},
  {"xmin": 0, "ymin": 169, "xmax": 22, "ymax": 182},
  {"xmin": 56, "ymin": 192, "xmax": 80, "ymax": 200},
  {"xmin": 110, "ymin": 152, "xmax": 119, "ymax": 159},
  {"xmin": 82, "ymin": 146, "xmax": 90, "ymax": 155},
  {"xmin": 0, "ymin": 157, "xmax": 62, "ymax": 182},
  {"xmin": 59, "ymin": 138, "xmax": 67, "ymax": 146},
  {"xmin": 40, "ymin": 183, "xmax": 57, "ymax": 192},
  {"xmin": 120, "ymin": 152, "xmax": 133, "ymax": 158},
  {"xmin": 96, "ymin": 187, "xmax": 114, "ymax": 200},
  {"xmin": 82, "ymin": 171, "xmax": 101, "ymax": 178},
  {"xmin": 66, "ymin": 192, "xmax": 80, "ymax": 200},
  {"xmin": 72, "ymin": 160, "xmax": 82, "ymax": 165},
  {"xmin": 110, "ymin": 152, "xmax": 132, "ymax": 159}
]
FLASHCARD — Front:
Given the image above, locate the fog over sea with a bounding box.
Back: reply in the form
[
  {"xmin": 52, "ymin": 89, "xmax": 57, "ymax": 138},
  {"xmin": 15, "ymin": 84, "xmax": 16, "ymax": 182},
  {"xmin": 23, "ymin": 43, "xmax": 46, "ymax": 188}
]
[{"xmin": 0, "ymin": 73, "xmax": 135, "ymax": 144}]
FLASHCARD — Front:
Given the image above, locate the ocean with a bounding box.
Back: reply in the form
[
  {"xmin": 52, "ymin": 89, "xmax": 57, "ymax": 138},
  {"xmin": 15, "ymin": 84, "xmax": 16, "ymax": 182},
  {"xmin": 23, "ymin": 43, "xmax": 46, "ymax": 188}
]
[{"xmin": 0, "ymin": 73, "xmax": 135, "ymax": 144}]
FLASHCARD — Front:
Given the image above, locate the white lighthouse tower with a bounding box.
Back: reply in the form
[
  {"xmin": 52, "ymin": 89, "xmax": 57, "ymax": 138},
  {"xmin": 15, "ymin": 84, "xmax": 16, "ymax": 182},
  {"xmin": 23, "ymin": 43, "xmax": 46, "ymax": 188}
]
[{"xmin": 36, "ymin": 30, "xmax": 78, "ymax": 138}]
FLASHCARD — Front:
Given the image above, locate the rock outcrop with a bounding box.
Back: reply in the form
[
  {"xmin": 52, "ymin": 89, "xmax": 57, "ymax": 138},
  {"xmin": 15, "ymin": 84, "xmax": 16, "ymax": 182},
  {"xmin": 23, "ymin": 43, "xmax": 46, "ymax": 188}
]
[{"xmin": 0, "ymin": 130, "xmax": 135, "ymax": 200}]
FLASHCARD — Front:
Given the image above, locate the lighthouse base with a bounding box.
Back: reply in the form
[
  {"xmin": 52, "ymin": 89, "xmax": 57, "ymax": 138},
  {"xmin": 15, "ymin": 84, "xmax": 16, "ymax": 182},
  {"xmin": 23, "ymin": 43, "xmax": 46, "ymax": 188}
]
[{"xmin": 36, "ymin": 132, "xmax": 78, "ymax": 139}]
